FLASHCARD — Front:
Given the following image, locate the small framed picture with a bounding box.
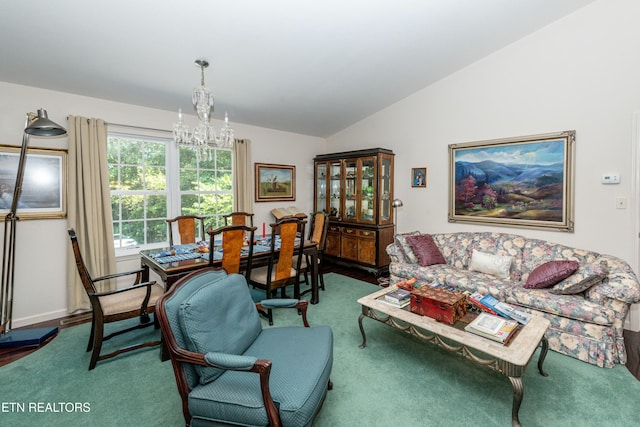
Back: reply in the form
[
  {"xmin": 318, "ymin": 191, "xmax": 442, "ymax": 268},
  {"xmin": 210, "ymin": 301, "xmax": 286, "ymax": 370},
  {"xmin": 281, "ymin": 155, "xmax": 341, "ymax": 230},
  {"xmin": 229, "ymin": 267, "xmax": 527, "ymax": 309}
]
[{"xmin": 412, "ymin": 167, "xmax": 427, "ymax": 188}]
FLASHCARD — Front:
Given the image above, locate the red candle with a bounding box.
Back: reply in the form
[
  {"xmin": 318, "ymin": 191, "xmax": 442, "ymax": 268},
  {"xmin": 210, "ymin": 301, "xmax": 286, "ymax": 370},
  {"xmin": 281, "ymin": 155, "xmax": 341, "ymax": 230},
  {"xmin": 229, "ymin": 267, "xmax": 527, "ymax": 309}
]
[{"xmin": 262, "ymin": 222, "xmax": 266, "ymax": 239}]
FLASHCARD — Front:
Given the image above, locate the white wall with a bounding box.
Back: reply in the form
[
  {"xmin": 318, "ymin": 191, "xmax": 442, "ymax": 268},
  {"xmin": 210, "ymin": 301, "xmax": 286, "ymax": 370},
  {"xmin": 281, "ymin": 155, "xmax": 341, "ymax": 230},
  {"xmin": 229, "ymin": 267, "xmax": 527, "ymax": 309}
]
[
  {"xmin": 0, "ymin": 81, "xmax": 323, "ymax": 327},
  {"xmin": 327, "ymin": 0, "xmax": 640, "ymax": 329}
]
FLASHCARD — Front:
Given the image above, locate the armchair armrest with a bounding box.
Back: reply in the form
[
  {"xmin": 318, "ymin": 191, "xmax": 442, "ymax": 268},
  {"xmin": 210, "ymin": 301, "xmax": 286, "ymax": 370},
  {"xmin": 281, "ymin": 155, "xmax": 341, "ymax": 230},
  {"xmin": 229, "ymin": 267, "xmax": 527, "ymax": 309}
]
[
  {"xmin": 259, "ymin": 298, "xmax": 298, "ymax": 308},
  {"xmin": 204, "ymin": 352, "xmax": 258, "ymax": 370},
  {"xmin": 92, "ymin": 280, "xmax": 157, "ymax": 298},
  {"xmin": 93, "ymin": 267, "xmax": 145, "ymax": 285},
  {"xmin": 256, "ymin": 299, "xmax": 309, "ymax": 327}
]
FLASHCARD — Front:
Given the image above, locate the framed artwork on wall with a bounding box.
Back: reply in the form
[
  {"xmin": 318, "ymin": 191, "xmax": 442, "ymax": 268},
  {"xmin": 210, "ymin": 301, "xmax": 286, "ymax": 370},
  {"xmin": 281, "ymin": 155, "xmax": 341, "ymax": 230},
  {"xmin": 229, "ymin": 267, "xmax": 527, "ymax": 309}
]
[
  {"xmin": 0, "ymin": 145, "xmax": 67, "ymax": 219},
  {"xmin": 412, "ymin": 167, "xmax": 427, "ymax": 188},
  {"xmin": 448, "ymin": 130, "xmax": 575, "ymax": 232},
  {"xmin": 255, "ymin": 163, "xmax": 296, "ymax": 202}
]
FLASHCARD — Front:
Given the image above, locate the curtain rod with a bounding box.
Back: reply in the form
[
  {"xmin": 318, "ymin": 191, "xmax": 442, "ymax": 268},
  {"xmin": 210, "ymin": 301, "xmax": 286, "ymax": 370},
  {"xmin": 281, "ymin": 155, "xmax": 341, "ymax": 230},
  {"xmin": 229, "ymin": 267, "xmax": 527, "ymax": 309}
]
[
  {"xmin": 107, "ymin": 122, "xmax": 172, "ymax": 134},
  {"xmin": 66, "ymin": 116, "xmax": 171, "ymax": 134}
]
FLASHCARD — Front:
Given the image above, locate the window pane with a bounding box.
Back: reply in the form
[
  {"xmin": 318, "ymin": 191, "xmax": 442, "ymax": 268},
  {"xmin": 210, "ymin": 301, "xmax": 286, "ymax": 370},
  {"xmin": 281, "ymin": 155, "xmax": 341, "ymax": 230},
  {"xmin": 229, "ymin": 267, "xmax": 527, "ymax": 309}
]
[
  {"xmin": 121, "ymin": 195, "xmax": 144, "ymax": 220},
  {"xmin": 217, "ymin": 171, "xmax": 233, "ymax": 191},
  {"xmin": 216, "ymin": 150, "xmax": 232, "ymax": 169},
  {"xmin": 145, "ymin": 166, "xmax": 166, "ymax": 190},
  {"xmin": 199, "ymin": 169, "xmax": 216, "ymax": 188},
  {"xmin": 147, "ymin": 219, "xmax": 167, "ymax": 244},
  {"xmin": 121, "ymin": 165, "xmax": 143, "ymax": 190},
  {"xmin": 144, "ymin": 142, "xmax": 165, "ymax": 166},
  {"xmin": 111, "ymin": 196, "xmax": 120, "ymax": 220},
  {"xmin": 181, "ymin": 194, "xmax": 199, "ymax": 215},
  {"xmin": 147, "ymin": 194, "xmax": 167, "ymax": 218},
  {"xmin": 180, "ymin": 169, "xmax": 198, "ymax": 191}
]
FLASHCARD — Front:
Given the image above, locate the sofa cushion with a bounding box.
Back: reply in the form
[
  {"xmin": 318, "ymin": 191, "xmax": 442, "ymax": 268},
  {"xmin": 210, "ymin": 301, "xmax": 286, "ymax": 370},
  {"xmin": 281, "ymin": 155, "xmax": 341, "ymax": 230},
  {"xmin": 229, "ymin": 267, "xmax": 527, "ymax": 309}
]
[
  {"xmin": 469, "ymin": 249, "xmax": 512, "ymax": 279},
  {"xmin": 524, "ymin": 260, "xmax": 579, "ymax": 289},
  {"xmin": 521, "ymin": 238, "xmax": 600, "ymax": 283},
  {"xmin": 504, "ymin": 286, "xmax": 615, "ymax": 325},
  {"xmin": 431, "ymin": 232, "xmax": 477, "ymax": 269},
  {"xmin": 406, "ymin": 234, "xmax": 446, "ymax": 266},
  {"xmin": 551, "ymin": 260, "xmax": 609, "ymax": 295}
]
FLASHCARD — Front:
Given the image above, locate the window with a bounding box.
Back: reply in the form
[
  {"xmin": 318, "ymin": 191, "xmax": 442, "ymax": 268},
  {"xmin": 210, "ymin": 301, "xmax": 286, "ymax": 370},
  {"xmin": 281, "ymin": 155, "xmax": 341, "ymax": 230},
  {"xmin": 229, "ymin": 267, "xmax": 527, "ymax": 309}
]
[{"xmin": 108, "ymin": 132, "xmax": 233, "ymax": 251}]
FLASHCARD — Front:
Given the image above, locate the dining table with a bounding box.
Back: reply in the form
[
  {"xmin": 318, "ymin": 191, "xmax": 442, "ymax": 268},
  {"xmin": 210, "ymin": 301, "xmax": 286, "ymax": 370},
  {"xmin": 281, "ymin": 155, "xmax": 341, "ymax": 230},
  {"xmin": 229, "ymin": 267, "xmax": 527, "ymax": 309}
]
[{"xmin": 139, "ymin": 238, "xmax": 321, "ymax": 304}]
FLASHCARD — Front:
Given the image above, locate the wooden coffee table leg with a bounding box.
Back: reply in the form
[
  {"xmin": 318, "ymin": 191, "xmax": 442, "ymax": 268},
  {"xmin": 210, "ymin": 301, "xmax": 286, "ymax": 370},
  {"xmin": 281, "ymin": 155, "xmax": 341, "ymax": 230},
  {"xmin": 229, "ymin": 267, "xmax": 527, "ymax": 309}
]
[{"xmin": 508, "ymin": 376, "xmax": 524, "ymax": 427}]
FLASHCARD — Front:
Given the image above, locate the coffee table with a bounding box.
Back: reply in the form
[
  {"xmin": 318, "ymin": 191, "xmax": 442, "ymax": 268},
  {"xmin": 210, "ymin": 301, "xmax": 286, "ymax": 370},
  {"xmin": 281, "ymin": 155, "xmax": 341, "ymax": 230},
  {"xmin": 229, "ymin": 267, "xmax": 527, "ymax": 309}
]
[{"xmin": 358, "ymin": 286, "xmax": 550, "ymax": 427}]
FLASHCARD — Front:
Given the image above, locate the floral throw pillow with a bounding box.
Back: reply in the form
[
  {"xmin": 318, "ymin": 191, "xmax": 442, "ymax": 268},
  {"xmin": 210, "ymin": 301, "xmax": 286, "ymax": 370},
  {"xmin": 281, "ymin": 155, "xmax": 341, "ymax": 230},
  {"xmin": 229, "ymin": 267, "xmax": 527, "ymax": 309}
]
[
  {"xmin": 524, "ymin": 260, "xmax": 579, "ymax": 289},
  {"xmin": 550, "ymin": 260, "xmax": 609, "ymax": 295},
  {"xmin": 405, "ymin": 234, "xmax": 447, "ymax": 266}
]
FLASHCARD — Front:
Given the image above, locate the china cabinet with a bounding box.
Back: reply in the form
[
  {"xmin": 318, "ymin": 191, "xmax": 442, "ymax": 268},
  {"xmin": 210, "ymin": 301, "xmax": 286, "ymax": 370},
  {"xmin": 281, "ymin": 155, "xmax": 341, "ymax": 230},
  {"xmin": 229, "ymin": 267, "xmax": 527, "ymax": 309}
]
[{"xmin": 314, "ymin": 148, "xmax": 394, "ymax": 274}]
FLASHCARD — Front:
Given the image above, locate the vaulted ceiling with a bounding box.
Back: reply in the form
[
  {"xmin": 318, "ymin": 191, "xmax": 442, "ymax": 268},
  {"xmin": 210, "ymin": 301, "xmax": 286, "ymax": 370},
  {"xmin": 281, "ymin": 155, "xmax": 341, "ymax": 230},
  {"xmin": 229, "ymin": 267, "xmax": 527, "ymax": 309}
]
[{"xmin": 0, "ymin": 0, "xmax": 595, "ymax": 137}]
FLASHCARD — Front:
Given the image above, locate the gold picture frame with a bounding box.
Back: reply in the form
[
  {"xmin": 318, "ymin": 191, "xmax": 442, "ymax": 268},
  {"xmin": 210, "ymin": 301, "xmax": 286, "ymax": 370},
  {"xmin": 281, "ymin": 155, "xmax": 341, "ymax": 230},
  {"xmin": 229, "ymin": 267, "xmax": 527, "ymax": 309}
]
[
  {"xmin": 448, "ymin": 131, "xmax": 575, "ymax": 232},
  {"xmin": 0, "ymin": 144, "xmax": 67, "ymax": 220},
  {"xmin": 255, "ymin": 163, "xmax": 296, "ymax": 202}
]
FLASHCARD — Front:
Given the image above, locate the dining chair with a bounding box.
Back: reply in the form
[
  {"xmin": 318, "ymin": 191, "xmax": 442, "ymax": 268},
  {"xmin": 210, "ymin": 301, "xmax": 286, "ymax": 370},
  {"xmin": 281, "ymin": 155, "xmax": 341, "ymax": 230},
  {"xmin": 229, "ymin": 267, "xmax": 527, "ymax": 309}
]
[
  {"xmin": 155, "ymin": 268, "xmax": 333, "ymax": 427},
  {"xmin": 208, "ymin": 224, "xmax": 256, "ymax": 279},
  {"xmin": 166, "ymin": 215, "xmax": 206, "ymax": 246},
  {"xmin": 296, "ymin": 211, "xmax": 329, "ymax": 294},
  {"xmin": 248, "ymin": 217, "xmax": 306, "ymax": 325},
  {"xmin": 222, "ymin": 211, "xmax": 254, "ymax": 227},
  {"xmin": 67, "ymin": 229, "xmax": 163, "ymax": 370}
]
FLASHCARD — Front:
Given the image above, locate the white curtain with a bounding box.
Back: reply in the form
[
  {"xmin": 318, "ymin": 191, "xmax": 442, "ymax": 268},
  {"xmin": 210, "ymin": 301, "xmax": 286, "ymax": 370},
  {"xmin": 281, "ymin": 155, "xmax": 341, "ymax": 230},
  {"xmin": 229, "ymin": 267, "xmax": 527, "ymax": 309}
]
[
  {"xmin": 233, "ymin": 138, "xmax": 253, "ymax": 213},
  {"xmin": 66, "ymin": 116, "xmax": 116, "ymax": 312}
]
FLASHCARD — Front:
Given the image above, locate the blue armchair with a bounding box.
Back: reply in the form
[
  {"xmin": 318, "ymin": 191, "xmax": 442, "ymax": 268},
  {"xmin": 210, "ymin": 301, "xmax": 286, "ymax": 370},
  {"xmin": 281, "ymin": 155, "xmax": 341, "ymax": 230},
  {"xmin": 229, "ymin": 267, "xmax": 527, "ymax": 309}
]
[{"xmin": 156, "ymin": 268, "xmax": 333, "ymax": 426}]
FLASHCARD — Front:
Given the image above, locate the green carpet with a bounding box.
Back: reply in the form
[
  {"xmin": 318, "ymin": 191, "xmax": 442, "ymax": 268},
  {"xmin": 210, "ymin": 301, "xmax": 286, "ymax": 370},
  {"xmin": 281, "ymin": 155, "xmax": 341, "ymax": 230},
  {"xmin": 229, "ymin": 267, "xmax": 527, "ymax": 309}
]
[{"xmin": 1, "ymin": 273, "xmax": 639, "ymax": 426}]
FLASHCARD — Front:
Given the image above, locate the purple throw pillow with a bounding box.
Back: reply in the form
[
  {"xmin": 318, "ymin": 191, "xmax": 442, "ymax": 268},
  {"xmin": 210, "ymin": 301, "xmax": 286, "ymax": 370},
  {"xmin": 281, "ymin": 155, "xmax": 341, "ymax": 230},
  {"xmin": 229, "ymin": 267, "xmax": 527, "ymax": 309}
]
[
  {"xmin": 405, "ymin": 234, "xmax": 446, "ymax": 267},
  {"xmin": 524, "ymin": 260, "xmax": 579, "ymax": 289}
]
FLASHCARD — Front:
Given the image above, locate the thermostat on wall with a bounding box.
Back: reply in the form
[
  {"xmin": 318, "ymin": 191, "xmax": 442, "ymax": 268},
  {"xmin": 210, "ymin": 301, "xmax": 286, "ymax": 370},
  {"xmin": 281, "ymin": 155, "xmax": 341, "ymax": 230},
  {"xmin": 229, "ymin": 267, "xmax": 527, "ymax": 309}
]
[{"xmin": 601, "ymin": 173, "xmax": 620, "ymax": 184}]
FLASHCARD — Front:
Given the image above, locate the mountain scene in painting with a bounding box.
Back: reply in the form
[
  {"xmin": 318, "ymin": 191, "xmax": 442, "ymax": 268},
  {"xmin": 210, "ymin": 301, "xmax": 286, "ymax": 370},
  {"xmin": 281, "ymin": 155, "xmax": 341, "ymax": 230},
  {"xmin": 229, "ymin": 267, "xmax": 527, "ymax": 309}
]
[{"xmin": 453, "ymin": 140, "xmax": 565, "ymax": 222}]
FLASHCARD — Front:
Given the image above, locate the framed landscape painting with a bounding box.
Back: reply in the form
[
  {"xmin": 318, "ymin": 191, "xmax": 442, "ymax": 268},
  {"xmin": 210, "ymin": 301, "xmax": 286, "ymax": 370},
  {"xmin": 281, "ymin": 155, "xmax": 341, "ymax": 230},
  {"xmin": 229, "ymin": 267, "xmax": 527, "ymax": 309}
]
[
  {"xmin": 448, "ymin": 131, "xmax": 575, "ymax": 232},
  {"xmin": 255, "ymin": 163, "xmax": 296, "ymax": 202},
  {"xmin": 0, "ymin": 145, "xmax": 67, "ymax": 219}
]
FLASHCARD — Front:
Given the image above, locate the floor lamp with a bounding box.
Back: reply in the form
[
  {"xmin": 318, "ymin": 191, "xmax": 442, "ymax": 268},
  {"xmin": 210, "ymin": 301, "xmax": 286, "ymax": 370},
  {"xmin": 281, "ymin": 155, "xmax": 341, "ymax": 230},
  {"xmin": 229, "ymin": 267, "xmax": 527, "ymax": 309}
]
[
  {"xmin": 0, "ymin": 109, "xmax": 67, "ymax": 348},
  {"xmin": 392, "ymin": 198, "xmax": 403, "ymax": 235}
]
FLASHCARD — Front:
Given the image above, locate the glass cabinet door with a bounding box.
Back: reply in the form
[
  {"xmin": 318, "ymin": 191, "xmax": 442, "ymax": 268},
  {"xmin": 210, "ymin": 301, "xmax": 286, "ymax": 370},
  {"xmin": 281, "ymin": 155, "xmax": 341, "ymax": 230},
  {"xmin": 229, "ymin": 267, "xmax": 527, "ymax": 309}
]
[
  {"xmin": 344, "ymin": 159, "xmax": 357, "ymax": 221},
  {"xmin": 379, "ymin": 154, "xmax": 392, "ymax": 224},
  {"xmin": 359, "ymin": 157, "xmax": 376, "ymax": 224},
  {"xmin": 315, "ymin": 162, "xmax": 327, "ymax": 213},
  {"xmin": 329, "ymin": 161, "xmax": 341, "ymax": 218}
]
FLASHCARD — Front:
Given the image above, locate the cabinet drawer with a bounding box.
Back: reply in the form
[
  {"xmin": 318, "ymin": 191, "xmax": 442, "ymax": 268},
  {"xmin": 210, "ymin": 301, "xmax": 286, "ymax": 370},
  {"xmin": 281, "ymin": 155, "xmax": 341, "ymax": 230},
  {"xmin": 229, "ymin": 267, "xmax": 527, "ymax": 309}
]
[
  {"xmin": 341, "ymin": 227, "xmax": 357, "ymax": 236},
  {"xmin": 358, "ymin": 229, "xmax": 376, "ymax": 239}
]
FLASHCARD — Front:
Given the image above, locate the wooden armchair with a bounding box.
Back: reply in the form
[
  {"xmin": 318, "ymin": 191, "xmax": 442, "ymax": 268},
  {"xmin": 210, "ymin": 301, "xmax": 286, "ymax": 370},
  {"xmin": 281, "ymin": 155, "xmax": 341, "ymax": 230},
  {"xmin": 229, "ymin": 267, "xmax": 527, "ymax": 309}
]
[
  {"xmin": 297, "ymin": 211, "xmax": 329, "ymax": 293},
  {"xmin": 166, "ymin": 215, "xmax": 206, "ymax": 246},
  {"xmin": 208, "ymin": 224, "xmax": 256, "ymax": 279},
  {"xmin": 248, "ymin": 217, "xmax": 306, "ymax": 325},
  {"xmin": 155, "ymin": 268, "xmax": 333, "ymax": 427},
  {"xmin": 68, "ymin": 229, "xmax": 163, "ymax": 370}
]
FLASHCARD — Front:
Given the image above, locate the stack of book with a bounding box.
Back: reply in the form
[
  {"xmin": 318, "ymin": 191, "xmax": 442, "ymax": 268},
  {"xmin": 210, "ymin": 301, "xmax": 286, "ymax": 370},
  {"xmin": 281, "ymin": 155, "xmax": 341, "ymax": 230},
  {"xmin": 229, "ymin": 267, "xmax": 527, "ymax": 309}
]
[
  {"xmin": 464, "ymin": 312, "xmax": 520, "ymax": 344},
  {"xmin": 382, "ymin": 288, "xmax": 411, "ymax": 308},
  {"xmin": 467, "ymin": 293, "xmax": 531, "ymax": 325}
]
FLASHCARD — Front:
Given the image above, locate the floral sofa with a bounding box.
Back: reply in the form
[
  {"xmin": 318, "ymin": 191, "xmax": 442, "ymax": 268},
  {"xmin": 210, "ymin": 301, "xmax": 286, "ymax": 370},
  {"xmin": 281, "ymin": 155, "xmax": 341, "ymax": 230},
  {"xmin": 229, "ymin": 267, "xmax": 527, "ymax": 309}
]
[{"xmin": 386, "ymin": 231, "xmax": 640, "ymax": 368}]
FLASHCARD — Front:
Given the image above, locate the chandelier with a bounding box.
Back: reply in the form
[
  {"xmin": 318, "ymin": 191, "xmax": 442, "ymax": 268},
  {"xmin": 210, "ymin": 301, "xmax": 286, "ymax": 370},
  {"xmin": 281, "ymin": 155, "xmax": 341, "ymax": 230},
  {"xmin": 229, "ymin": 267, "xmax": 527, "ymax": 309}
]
[{"xmin": 173, "ymin": 59, "xmax": 234, "ymax": 157}]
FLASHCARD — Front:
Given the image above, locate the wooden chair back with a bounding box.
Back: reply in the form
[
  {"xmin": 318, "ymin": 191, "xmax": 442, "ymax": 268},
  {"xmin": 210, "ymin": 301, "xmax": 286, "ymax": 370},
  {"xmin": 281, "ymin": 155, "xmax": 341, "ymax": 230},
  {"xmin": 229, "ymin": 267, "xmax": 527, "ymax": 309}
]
[
  {"xmin": 270, "ymin": 217, "xmax": 306, "ymax": 282},
  {"xmin": 223, "ymin": 212, "xmax": 255, "ymax": 227},
  {"xmin": 166, "ymin": 215, "xmax": 206, "ymax": 246},
  {"xmin": 208, "ymin": 224, "xmax": 256, "ymax": 278}
]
